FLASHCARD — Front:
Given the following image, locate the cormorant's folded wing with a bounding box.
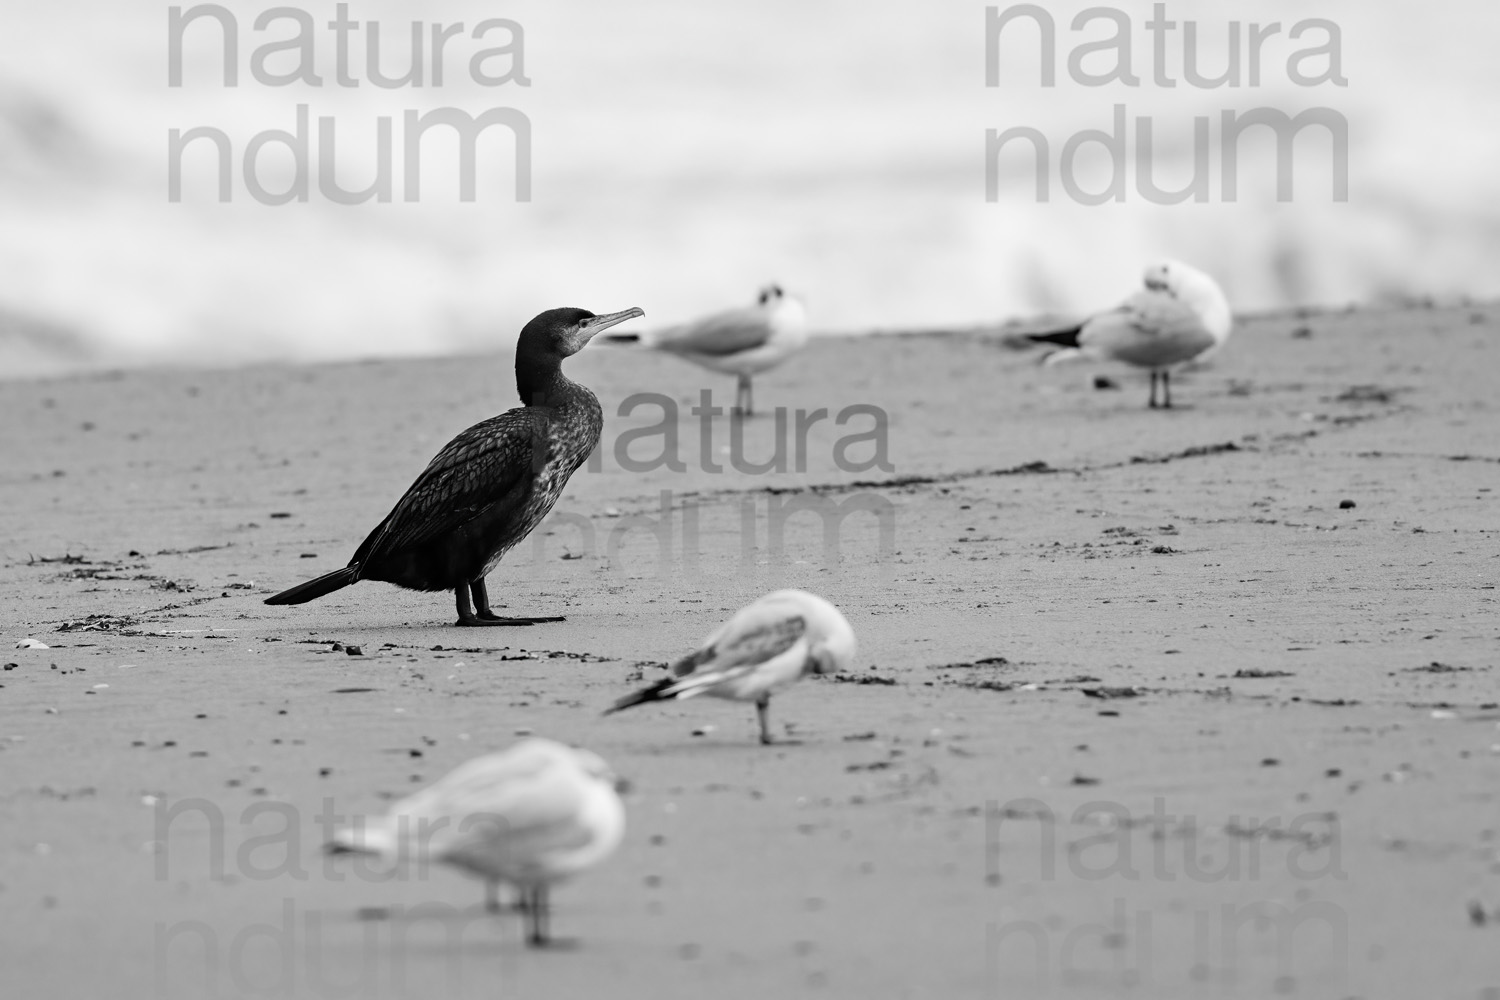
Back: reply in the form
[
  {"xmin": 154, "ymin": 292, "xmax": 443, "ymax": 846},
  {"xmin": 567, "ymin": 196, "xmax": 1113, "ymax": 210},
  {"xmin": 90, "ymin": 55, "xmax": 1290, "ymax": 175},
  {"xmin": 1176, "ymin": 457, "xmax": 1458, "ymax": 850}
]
[{"xmin": 355, "ymin": 407, "xmax": 549, "ymax": 561}]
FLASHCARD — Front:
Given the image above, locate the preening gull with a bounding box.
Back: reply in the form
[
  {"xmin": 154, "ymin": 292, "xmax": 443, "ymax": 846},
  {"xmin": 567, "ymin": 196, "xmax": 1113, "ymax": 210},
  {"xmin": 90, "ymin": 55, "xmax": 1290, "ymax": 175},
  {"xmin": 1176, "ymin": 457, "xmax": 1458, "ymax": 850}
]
[
  {"xmin": 605, "ymin": 589, "xmax": 856, "ymax": 745},
  {"xmin": 1028, "ymin": 260, "xmax": 1232, "ymax": 408}
]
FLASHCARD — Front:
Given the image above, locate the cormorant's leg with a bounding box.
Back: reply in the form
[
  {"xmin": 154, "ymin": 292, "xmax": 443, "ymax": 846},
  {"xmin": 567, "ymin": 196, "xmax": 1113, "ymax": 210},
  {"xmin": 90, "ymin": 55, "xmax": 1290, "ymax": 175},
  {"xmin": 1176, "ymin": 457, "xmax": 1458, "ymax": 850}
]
[
  {"xmin": 756, "ymin": 696, "xmax": 773, "ymax": 745},
  {"xmin": 1148, "ymin": 371, "xmax": 1160, "ymax": 409},
  {"xmin": 455, "ymin": 585, "xmax": 480, "ymax": 624},
  {"xmin": 456, "ymin": 578, "xmax": 564, "ymax": 627},
  {"xmin": 1162, "ymin": 371, "xmax": 1173, "ymax": 409}
]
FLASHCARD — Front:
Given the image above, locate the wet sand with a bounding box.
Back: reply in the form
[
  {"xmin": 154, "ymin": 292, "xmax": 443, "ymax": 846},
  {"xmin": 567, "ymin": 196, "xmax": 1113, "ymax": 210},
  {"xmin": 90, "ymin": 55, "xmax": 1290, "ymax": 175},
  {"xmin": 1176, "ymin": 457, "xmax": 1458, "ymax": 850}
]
[{"xmin": 1, "ymin": 304, "xmax": 1497, "ymax": 999}]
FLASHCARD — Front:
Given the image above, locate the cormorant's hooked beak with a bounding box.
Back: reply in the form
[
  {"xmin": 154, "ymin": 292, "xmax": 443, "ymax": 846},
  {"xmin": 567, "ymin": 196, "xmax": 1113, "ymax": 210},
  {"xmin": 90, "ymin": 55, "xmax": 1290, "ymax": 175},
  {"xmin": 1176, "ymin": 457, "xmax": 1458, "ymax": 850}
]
[{"xmin": 573, "ymin": 307, "xmax": 645, "ymax": 352}]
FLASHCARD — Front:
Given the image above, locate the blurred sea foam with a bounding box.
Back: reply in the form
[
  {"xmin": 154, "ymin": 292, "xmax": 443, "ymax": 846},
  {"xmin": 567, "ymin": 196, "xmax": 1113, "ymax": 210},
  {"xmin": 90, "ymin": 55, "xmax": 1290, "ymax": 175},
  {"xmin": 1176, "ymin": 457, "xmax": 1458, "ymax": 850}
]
[{"xmin": 1, "ymin": 0, "xmax": 1497, "ymax": 376}]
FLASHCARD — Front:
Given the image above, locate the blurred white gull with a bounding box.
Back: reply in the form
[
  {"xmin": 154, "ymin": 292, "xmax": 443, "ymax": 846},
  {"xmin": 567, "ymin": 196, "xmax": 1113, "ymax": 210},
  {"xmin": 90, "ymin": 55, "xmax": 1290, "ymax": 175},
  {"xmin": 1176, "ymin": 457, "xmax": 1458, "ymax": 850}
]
[
  {"xmin": 601, "ymin": 285, "xmax": 808, "ymax": 416},
  {"xmin": 326, "ymin": 737, "xmax": 626, "ymax": 947},
  {"xmin": 604, "ymin": 589, "xmax": 856, "ymax": 745},
  {"xmin": 1027, "ymin": 259, "xmax": 1233, "ymax": 408}
]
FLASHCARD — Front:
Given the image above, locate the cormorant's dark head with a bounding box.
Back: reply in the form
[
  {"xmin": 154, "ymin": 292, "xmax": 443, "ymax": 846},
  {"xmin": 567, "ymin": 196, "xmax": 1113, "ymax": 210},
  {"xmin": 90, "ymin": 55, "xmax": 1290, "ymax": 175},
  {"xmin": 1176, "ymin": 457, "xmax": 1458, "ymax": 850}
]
[{"xmin": 519, "ymin": 306, "xmax": 645, "ymax": 361}]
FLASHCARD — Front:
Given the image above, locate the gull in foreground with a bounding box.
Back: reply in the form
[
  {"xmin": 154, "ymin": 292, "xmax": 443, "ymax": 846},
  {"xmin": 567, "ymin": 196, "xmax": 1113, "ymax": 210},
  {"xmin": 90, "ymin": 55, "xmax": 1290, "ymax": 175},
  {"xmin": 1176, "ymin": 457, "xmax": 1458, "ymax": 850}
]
[
  {"xmin": 325, "ymin": 738, "xmax": 627, "ymax": 947},
  {"xmin": 601, "ymin": 285, "xmax": 807, "ymax": 416},
  {"xmin": 1026, "ymin": 260, "xmax": 1233, "ymax": 408},
  {"xmin": 604, "ymin": 589, "xmax": 856, "ymax": 744}
]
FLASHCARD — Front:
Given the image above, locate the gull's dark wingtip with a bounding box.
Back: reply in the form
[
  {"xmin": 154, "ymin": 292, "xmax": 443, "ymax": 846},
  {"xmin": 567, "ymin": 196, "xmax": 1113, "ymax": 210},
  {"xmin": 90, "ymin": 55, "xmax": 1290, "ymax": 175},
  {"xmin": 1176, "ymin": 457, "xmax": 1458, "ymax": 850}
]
[
  {"xmin": 1025, "ymin": 325, "xmax": 1084, "ymax": 349},
  {"xmin": 604, "ymin": 678, "xmax": 677, "ymax": 716},
  {"xmin": 323, "ymin": 840, "xmax": 368, "ymax": 856}
]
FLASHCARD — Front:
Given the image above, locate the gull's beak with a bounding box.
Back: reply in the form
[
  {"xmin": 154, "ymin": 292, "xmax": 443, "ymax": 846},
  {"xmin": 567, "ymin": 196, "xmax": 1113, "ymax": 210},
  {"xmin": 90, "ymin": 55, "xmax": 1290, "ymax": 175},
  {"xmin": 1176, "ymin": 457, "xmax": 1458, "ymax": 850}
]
[
  {"xmin": 1144, "ymin": 276, "xmax": 1171, "ymax": 293},
  {"xmin": 577, "ymin": 307, "xmax": 645, "ymax": 347},
  {"xmin": 613, "ymin": 776, "xmax": 633, "ymax": 795}
]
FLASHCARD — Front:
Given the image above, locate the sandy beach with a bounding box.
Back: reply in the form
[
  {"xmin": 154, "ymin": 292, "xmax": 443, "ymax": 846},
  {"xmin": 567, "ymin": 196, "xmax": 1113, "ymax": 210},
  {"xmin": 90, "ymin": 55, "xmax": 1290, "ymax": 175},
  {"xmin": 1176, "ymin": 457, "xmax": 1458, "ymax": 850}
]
[{"xmin": 1, "ymin": 304, "xmax": 1497, "ymax": 999}]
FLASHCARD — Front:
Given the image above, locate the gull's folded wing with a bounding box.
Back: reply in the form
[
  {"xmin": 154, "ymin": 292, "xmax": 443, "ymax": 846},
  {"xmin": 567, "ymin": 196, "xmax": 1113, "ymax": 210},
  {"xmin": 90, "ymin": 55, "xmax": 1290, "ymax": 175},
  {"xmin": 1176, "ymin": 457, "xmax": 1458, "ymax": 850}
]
[
  {"xmin": 1081, "ymin": 290, "xmax": 1217, "ymax": 368},
  {"xmin": 654, "ymin": 309, "xmax": 774, "ymax": 357}
]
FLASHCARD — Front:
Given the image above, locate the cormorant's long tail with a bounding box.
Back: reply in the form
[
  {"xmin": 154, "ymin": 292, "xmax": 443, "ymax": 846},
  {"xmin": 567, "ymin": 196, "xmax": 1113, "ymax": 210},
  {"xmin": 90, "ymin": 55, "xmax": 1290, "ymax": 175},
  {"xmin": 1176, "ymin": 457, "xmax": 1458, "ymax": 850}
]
[
  {"xmin": 1024, "ymin": 324, "xmax": 1083, "ymax": 349},
  {"xmin": 600, "ymin": 332, "xmax": 641, "ymax": 344},
  {"xmin": 603, "ymin": 677, "xmax": 678, "ymax": 716},
  {"xmin": 264, "ymin": 566, "xmax": 359, "ymax": 606}
]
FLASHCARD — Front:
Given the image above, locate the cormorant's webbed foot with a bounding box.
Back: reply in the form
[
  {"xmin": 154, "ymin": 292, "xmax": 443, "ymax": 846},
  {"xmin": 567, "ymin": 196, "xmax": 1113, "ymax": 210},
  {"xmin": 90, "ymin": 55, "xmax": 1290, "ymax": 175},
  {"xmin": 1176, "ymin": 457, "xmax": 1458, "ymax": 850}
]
[
  {"xmin": 459, "ymin": 615, "xmax": 565, "ymax": 627},
  {"xmin": 456, "ymin": 582, "xmax": 565, "ymax": 627}
]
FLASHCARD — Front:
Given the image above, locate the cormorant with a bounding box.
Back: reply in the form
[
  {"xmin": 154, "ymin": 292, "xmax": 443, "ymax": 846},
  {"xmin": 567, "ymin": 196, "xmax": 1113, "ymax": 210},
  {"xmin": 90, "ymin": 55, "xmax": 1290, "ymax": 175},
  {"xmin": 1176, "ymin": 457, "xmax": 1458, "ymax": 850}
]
[
  {"xmin": 264, "ymin": 306, "xmax": 643, "ymax": 625},
  {"xmin": 604, "ymin": 589, "xmax": 856, "ymax": 745},
  {"xmin": 600, "ymin": 285, "xmax": 807, "ymax": 416},
  {"xmin": 1027, "ymin": 260, "xmax": 1233, "ymax": 409}
]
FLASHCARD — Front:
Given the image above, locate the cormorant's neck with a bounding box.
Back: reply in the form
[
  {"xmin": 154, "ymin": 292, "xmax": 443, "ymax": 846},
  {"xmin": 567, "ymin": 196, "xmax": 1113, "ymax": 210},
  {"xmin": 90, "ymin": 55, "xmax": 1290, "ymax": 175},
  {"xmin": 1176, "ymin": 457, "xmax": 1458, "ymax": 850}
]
[{"xmin": 515, "ymin": 350, "xmax": 575, "ymax": 407}]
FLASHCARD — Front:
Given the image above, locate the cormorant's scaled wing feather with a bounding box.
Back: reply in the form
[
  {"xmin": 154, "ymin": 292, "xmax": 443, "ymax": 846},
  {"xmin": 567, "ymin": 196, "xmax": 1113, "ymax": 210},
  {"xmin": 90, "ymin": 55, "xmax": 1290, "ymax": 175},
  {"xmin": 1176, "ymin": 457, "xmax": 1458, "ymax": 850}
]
[
  {"xmin": 656, "ymin": 308, "xmax": 773, "ymax": 357},
  {"xmin": 356, "ymin": 407, "xmax": 549, "ymax": 562}
]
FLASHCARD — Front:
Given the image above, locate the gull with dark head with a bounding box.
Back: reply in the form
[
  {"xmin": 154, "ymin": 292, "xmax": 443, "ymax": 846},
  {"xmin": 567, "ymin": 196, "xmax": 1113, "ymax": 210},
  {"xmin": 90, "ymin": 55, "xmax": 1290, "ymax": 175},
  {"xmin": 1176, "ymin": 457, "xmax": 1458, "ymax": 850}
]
[
  {"xmin": 604, "ymin": 589, "xmax": 856, "ymax": 745},
  {"xmin": 601, "ymin": 285, "xmax": 807, "ymax": 416},
  {"xmin": 1027, "ymin": 260, "xmax": 1232, "ymax": 408},
  {"xmin": 325, "ymin": 737, "xmax": 627, "ymax": 948}
]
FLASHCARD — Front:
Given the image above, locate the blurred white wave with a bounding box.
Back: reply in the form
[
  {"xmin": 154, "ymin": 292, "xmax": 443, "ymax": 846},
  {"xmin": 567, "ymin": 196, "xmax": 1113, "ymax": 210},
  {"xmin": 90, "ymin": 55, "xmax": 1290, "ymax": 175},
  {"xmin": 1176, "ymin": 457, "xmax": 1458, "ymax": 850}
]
[{"xmin": 1, "ymin": 0, "xmax": 1497, "ymax": 376}]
